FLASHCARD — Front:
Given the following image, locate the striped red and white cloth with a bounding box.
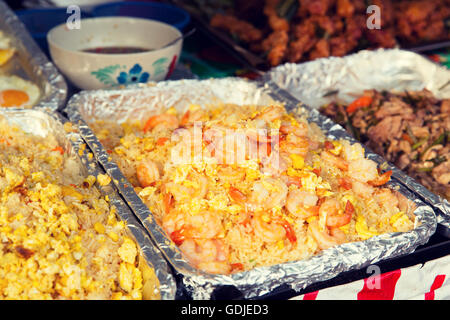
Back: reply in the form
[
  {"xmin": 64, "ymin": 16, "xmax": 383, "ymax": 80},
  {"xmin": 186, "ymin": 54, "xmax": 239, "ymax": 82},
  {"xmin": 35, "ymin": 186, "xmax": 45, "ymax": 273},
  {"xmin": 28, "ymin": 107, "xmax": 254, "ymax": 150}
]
[{"xmin": 292, "ymin": 255, "xmax": 450, "ymax": 300}]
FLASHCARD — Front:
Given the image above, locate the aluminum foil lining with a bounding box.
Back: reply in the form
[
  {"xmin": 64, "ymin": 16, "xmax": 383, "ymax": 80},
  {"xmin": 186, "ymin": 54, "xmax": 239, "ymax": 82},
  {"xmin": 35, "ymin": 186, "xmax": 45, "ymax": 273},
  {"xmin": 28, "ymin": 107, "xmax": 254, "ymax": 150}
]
[
  {"xmin": 264, "ymin": 48, "xmax": 450, "ymax": 234},
  {"xmin": 0, "ymin": 108, "xmax": 176, "ymax": 300},
  {"xmin": 0, "ymin": 0, "xmax": 67, "ymax": 112},
  {"xmin": 64, "ymin": 77, "xmax": 436, "ymax": 299}
]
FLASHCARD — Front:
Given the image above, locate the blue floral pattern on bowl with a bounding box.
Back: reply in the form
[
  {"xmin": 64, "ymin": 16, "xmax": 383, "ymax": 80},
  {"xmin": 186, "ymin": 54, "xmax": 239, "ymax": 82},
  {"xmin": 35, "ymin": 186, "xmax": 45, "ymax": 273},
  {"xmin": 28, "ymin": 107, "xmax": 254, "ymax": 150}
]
[
  {"xmin": 117, "ymin": 64, "xmax": 150, "ymax": 84},
  {"xmin": 91, "ymin": 63, "xmax": 151, "ymax": 87}
]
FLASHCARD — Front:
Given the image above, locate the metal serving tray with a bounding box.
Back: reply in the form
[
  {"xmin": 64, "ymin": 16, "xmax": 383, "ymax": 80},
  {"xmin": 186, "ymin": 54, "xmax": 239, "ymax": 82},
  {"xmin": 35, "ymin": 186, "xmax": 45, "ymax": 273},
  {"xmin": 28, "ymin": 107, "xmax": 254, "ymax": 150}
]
[
  {"xmin": 0, "ymin": 0, "xmax": 67, "ymax": 111},
  {"xmin": 0, "ymin": 107, "xmax": 176, "ymax": 300},
  {"xmin": 64, "ymin": 78, "xmax": 436, "ymax": 300}
]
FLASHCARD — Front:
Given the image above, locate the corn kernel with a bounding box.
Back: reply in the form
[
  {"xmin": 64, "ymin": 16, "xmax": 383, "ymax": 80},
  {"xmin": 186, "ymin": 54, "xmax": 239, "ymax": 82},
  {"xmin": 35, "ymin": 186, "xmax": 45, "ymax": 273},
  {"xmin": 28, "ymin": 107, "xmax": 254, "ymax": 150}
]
[
  {"xmin": 290, "ymin": 154, "xmax": 305, "ymax": 169},
  {"xmin": 97, "ymin": 174, "xmax": 111, "ymax": 186},
  {"xmin": 94, "ymin": 222, "xmax": 105, "ymax": 234},
  {"xmin": 108, "ymin": 232, "xmax": 119, "ymax": 242}
]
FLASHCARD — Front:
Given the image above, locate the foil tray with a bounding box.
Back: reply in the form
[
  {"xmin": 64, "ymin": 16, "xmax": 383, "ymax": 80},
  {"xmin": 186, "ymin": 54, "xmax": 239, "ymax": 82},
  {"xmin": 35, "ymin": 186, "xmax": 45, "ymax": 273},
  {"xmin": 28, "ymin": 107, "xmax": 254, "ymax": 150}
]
[
  {"xmin": 0, "ymin": 0, "xmax": 67, "ymax": 112},
  {"xmin": 264, "ymin": 49, "xmax": 450, "ymax": 235},
  {"xmin": 65, "ymin": 78, "xmax": 436, "ymax": 299},
  {"xmin": 0, "ymin": 108, "xmax": 176, "ymax": 300}
]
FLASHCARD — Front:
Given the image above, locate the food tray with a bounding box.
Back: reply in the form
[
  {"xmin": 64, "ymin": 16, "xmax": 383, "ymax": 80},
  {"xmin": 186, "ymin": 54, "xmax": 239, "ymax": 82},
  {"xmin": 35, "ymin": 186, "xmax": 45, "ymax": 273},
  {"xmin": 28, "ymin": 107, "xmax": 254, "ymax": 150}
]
[
  {"xmin": 65, "ymin": 78, "xmax": 436, "ymax": 300},
  {"xmin": 0, "ymin": 107, "xmax": 176, "ymax": 300},
  {"xmin": 0, "ymin": 0, "xmax": 67, "ymax": 111},
  {"xmin": 264, "ymin": 48, "xmax": 450, "ymax": 237}
]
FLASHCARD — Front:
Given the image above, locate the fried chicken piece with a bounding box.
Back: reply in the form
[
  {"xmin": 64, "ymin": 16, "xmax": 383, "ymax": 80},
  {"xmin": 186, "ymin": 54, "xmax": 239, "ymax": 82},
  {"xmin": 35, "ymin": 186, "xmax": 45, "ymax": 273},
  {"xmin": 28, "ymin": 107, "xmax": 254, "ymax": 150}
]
[
  {"xmin": 262, "ymin": 30, "xmax": 290, "ymax": 66},
  {"xmin": 264, "ymin": 2, "xmax": 290, "ymax": 32},
  {"xmin": 298, "ymin": 0, "xmax": 332, "ymax": 16},
  {"xmin": 365, "ymin": 28, "xmax": 397, "ymax": 48},
  {"xmin": 308, "ymin": 38, "xmax": 330, "ymax": 60},
  {"xmin": 210, "ymin": 14, "xmax": 263, "ymax": 43},
  {"xmin": 336, "ymin": 0, "xmax": 354, "ymax": 18},
  {"xmin": 287, "ymin": 35, "xmax": 317, "ymax": 62}
]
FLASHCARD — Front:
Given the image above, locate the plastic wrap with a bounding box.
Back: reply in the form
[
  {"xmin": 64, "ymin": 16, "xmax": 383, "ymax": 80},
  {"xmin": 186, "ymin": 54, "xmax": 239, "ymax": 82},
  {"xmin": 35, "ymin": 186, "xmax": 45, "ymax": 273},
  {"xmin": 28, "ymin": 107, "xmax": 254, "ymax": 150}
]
[
  {"xmin": 0, "ymin": 107, "xmax": 176, "ymax": 300},
  {"xmin": 64, "ymin": 78, "xmax": 436, "ymax": 299},
  {"xmin": 264, "ymin": 49, "xmax": 450, "ymax": 236},
  {"xmin": 0, "ymin": 0, "xmax": 67, "ymax": 111}
]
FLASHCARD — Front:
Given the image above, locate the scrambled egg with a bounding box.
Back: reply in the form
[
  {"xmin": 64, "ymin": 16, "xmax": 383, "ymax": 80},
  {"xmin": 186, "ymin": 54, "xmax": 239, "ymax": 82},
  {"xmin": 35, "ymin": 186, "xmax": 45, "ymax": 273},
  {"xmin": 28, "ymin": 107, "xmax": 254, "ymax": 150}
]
[{"xmin": 0, "ymin": 119, "xmax": 154, "ymax": 300}]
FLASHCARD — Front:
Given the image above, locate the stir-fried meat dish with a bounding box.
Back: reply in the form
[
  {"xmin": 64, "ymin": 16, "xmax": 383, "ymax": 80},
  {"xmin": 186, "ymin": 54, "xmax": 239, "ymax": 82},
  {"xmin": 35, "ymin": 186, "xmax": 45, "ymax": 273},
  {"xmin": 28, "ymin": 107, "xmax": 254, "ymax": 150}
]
[{"xmin": 321, "ymin": 89, "xmax": 450, "ymax": 200}]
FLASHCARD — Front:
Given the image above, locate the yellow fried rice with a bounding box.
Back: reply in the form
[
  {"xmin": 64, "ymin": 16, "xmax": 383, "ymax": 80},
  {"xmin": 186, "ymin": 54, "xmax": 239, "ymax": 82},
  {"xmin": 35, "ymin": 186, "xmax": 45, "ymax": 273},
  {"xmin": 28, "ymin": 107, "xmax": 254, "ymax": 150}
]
[{"xmin": 92, "ymin": 103, "xmax": 417, "ymax": 275}]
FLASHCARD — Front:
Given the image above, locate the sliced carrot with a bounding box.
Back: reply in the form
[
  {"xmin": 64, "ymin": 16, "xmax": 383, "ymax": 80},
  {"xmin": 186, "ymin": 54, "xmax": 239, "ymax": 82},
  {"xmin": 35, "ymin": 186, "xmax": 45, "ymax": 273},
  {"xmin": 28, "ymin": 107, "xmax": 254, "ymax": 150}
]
[
  {"xmin": 344, "ymin": 200, "xmax": 355, "ymax": 216},
  {"xmin": 346, "ymin": 96, "xmax": 373, "ymax": 114},
  {"xmin": 401, "ymin": 133, "xmax": 414, "ymax": 144},
  {"xmin": 281, "ymin": 220, "xmax": 297, "ymax": 244},
  {"xmin": 230, "ymin": 263, "xmax": 244, "ymax": 272},
  {"xmin": 157, "ymin": 137, "xmax": 169, "ymax": 146},
  {"xmin": 338, "ymin": 177, "xmax": 352, "ymax": 190},
  {"xmin": 312, "ymin": 167, "xmax": 321, "ymax": 177},
  {"xmin": 170, "ymin": 228, "xmax": 185, "ymax": 246},
  {"xmin": 163, "ymin": 192, "xmax": 174, "ymax": 214},
  {"xmin": 324, "ymin": 141, "xmax": 335, "ymax": 150},
  {"xmin": 52, "ymin": 146, "xmax": 64, "ymax": 155}
]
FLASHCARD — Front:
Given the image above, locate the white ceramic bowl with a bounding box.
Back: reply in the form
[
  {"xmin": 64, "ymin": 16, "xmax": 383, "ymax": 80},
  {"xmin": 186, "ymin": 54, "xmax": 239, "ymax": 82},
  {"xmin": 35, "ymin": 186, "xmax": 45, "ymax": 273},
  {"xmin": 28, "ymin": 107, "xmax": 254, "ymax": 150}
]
[{"xmin": 47, "ymin": 17, "xmax": 182, "ymax": 90}]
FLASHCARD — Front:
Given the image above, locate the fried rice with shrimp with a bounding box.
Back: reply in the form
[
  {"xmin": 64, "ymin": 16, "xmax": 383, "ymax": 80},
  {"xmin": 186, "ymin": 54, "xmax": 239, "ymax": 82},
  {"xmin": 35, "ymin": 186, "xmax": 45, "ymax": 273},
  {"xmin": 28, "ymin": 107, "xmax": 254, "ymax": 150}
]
[
  {"xmin": 92, "ymin": 103, "xmax": 417, "ymax": 275},
  {"xmin": 0, "ymin": 117, "xmax": 159, "ymax": 300}
]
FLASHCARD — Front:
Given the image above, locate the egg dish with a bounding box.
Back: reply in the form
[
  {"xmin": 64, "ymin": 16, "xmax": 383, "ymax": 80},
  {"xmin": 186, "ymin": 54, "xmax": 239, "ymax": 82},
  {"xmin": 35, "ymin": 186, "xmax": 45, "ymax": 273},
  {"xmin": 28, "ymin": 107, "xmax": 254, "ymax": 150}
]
[
  {"xmin": 0, "ymin": 116, "xmax": 160, "ymax": 300},
  {"xmin": 0, "ymin": 31, "xmax": 15, "ymax": 67}
]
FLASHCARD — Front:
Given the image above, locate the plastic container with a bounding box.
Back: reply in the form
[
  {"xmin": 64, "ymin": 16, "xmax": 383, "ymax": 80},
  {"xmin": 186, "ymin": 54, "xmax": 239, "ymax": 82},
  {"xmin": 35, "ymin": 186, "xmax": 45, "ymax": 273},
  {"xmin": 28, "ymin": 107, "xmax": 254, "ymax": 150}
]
[
  {"xmin": 91, "ymin": 1, "xmax": 190, "ymax": 31},
  {"xmin": 16, "ymin": 8, "xmax": 92, "ymax": 56}
]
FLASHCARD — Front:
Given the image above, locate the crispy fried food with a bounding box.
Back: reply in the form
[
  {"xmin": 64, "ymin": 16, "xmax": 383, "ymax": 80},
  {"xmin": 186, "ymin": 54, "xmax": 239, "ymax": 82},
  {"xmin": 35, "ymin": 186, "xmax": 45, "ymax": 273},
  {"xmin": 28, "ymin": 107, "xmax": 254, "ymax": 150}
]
[
  {"xmin": 210, "ymin": 13, "xmax": 263, "ymax": 43},
  {"xmin": 209, "ymin": 0, "xmax": 450, "ymax": 66}
]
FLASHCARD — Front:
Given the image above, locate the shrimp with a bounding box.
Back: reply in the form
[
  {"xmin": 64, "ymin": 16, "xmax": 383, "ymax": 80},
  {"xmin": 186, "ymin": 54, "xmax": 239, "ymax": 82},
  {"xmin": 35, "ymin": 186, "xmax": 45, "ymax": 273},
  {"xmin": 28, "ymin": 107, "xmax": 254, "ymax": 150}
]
[
  {"xmin": 165, "ymin": 172, "xmax": 208, "ymax": 202},
  {"xmin": 180, "ymin": 108, "xmax": 208, "ymax": 126},
  {"xmin": 279, "ymin": 121, "xmax": 308, "ymax": 137},
  {"xmin": 308, "ymin": 220, "xmax": 346, "ymax": 250},
  {"xmin": 261, "ymin": 152, "xmax": 288, "ymax": 177},
  {"xmin": 285, "ymin": 189, "xmax": 319, "ymax": 218},
  {"xmin": 218, "ymin": 166, "xmax": 246, "ymax": 184},
  {"xmin": 348, "ymin": 158, "xmax": 378, "ymax": 182},
  {"xmin": 326, "ymin": 200, "xmax": 354, "ymax": 228},
  {"xmin": 250, "ymin": 178, "xmax": 288, "ymax": 210},
  {"xmin": 254, "ymin": 105, "xmax": 285, "ymax": 122},
  {"xmin": 136, "ymin": 159, "xmax": 160, "ymax": 188},
  {"xmin": 320, "ymin": 151, "xmax": 349, "ymax": 171},
  {"xmin": 180, "ymin": 239, "xmax": 231, "ymax": 274},
  {"xmin": 143, "ymin": 113, "xmax": 179, "ymax": 133},
  {"xmin": 351, "ymin": 180, "xmax": 375, "ymax": 199},
  {"xmin": 163, "ymin": 210, "xmax": 224, "ymax": 243},
  {"xmin": 280, "ymin": 134, "xmax": 310, "ymax": 157},
  {"xmin": 251, "ymin": 211, "xmax": 286, "ymax": 243},
  {"xmin": 318, "ymin": 198, "xmax": 353, "ymax": 228}
]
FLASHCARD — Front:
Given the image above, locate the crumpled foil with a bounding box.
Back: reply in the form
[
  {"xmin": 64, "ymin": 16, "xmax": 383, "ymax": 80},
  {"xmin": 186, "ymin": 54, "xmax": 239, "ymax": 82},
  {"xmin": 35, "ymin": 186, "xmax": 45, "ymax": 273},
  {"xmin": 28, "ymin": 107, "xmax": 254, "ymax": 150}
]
[
  {"xmin": 0, "ymin": 0, "xmax": 67, "ymax": 112},
  {"xmin": 264, "ymin": 48, "xmax": 450, "ymax": 236},
  {"xmin": 0, "ymin": 108, "xmax": 176, "ymax": 300},
  {"xmin": 64, "ymin": 77, "xmax": 436, "ymax": 300}
]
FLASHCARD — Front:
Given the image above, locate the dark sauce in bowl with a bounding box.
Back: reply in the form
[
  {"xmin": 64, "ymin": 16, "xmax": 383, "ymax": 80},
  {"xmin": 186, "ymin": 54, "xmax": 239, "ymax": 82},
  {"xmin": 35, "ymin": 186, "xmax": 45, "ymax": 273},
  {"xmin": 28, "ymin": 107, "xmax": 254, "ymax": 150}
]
[{"xmin": 82, "ymin": 46, "xmax": 151, "ymax": 54}]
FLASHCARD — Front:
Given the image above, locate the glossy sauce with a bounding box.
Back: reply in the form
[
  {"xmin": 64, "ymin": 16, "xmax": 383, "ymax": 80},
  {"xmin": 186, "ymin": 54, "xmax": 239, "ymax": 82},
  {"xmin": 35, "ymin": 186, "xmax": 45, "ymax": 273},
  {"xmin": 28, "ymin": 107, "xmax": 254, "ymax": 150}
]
[{"xmin": 82, "ymin": 46, "xmax": 151, "ymax": 54}]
